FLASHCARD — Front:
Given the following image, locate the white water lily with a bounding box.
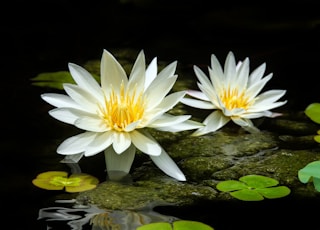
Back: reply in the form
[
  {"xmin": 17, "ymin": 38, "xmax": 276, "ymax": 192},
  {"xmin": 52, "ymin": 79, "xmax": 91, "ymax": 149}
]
[
  {"xmin": 180, "ymin": 51, "xmax": 287, "ymax": 136},
  {"xmin": 41, "ymin": 49, "xmax": 203, "ymax": 181}
]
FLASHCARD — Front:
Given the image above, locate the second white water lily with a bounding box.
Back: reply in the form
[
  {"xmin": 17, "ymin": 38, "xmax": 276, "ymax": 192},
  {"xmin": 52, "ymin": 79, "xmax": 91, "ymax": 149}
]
[
  {"xmin": 180, "ymin": 51, "xmax": 287, "ymax": 136},
  {"xmin": 41, "ymin": 49, "xmax": 203, "ymax": 181}
]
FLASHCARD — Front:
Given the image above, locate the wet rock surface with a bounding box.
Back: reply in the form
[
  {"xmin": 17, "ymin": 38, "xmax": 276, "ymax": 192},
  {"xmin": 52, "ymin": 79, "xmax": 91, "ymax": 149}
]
[{"xmin": 77, "ymin": 107, "xmax": 320, "ymax": 210}]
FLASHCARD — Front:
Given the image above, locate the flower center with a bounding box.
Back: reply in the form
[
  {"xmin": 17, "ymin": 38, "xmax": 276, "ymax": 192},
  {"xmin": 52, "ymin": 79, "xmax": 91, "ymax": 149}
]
[
  {"xmin": 101, "ymin": 82, "xmax": 145, "ymax": 132},
  {"xmin": 220, "ymin": 87, "xmax": 251, "ymax": 110}
]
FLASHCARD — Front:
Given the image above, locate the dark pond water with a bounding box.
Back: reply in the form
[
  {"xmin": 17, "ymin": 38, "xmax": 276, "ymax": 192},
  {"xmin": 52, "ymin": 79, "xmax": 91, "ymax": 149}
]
[{"xmin": 2, "ymin": 1, "xmax": 320, "ymax": 229}]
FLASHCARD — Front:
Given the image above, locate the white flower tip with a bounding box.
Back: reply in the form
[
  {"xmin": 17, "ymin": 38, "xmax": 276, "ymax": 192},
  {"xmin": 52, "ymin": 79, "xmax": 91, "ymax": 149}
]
[
  {"xmin": 270, "ymin": 112, "xmax": 284, "ymax": 118},
  {"xmin": 176, "ymin": 173, "xmax": 187, "ymax": 181},
  {"xmin": 68, "ymin": 62, "xmax": 78, "ymax": 70}
]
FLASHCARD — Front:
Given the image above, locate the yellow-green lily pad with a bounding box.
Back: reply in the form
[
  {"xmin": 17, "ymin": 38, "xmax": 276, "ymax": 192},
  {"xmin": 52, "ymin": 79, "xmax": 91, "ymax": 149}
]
[
  {"xmin": 32, "ymin": 171, "xmax": 99, "ymax": 192},
  {"xmin": 305, "ymin": 103, "xmax": 320, "ymax": 124},
  {"xmin": 136, "ymin": 220, "xmax": 214, "ymax": 230}
]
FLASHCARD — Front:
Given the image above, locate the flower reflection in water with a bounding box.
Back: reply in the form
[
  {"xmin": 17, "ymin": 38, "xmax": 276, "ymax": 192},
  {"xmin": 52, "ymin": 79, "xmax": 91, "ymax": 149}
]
[{"xmin": 38, "ymin": 199, "xmax": 178, "ymax": 230}]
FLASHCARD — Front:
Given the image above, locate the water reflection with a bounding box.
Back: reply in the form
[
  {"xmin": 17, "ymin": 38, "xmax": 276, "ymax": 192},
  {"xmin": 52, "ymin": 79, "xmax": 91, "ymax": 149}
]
[{"xmin": 38, "ymin": 198, "xmax": 179, "ymax": 230}]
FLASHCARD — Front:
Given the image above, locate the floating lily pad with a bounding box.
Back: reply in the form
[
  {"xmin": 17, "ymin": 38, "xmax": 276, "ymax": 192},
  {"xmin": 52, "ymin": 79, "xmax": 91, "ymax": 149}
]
[
  {"xmin": 216, "ymin": 175, "xmax": 291, "ymax": 201},
  {"xmin": 136, "ymin": 220, "xmax": 214, "ymax": 230},
  {"xmin": 31, "ymin": 71, "xmax": 74, "ymax": 90},
  {"xmin": 305, "ymin": 103, "xmax": 320, "ymax": 124},
  {"xmin": 32, "ymin": 171, "xmax": 99, "ymax": 192},
  {"xmin": 31, "ymin": 71, "xmax": 100, "ymax": 90},
  {"xmin": 298, "ymin": 160, "xmax": 320, "ymax": 192}
]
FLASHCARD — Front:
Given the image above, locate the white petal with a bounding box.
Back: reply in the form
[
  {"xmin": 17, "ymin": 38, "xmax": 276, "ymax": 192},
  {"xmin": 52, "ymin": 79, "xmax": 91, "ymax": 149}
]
[
  {"xmin": 144, "ymin": 57, "xmax": 158, "ymax": 89},
  {"xmin": 112, "ymin": 132, "xmax": 131, "ymax": 154},
  {"xmin": 232, "ymin": 117, "xmax": 260, "ymax": 133},
  {"xmin": 210, "ymin": 53, "xmax": 224, "ymax": 82},
  {"xmin": 128, "ymin": 50, "xmax": 145, "ymax": 93},
  {"xmin": 193, "ymin": 65, "xmax": 212, "ymax": 89},
  {"xmin": 57, "ymin": 132, "xmax": 97, "ymax": 155},
  {"xmin": 231, "ymin": 116, "xmax": 253, "ymax": 127},
  {"xmin": 130, "ymin": 130, "xmax": 162, "ymax": 156},
  {"xmin": 149, "ymin": 114, "xmax": 192, "ymax": 128},
  {"xmin": 74, "ymin": 115, "xmax": 109, "ymax": 132},
  {"xmin": 145, "ymin": 75, "xmax": 178, "ymax": 109},
  {"xmin": 157, "ymin": 61, "xmax": 177, "ymax": 82},
  {"xmin": 192, "ymin": 111, "xmax": 230, "ymax": 136},
  {"xmin": 241, "ymin": 111, "xmax": 273, "ymax": 119},
  {"xmin": 41, "ymin": 93, "xmax": 81, "ymax": 109},
  {"xmin": 63, "ymin": 83, "xmax": 101, "ymax": 111},
  {"xmin": 84, "ymin": 132, "xmax": 113, "ymax": 156},
  {"xmin": 248, "ymin": 62, "xmax": 266, "ymax": 83},
  {"xmin": 124, "ymin": 120, "xmax": 141, "ymax": 132},
  {"xmin": 255, "ymin": 89, "xmax": 286, "ymax": 104},
  {"xmin": 209, "ymin": 56, "xmax": 225, "ymax": 93},
  {"xmin": 250, "ymin": 100, "xmax": 287, "ymax": 113},
  {"xmin": 249, "ymin": 90, "xmax": 287, "ymax": 112},
  {"xmin": 246, "ymin": 73, "xmax": 273, "ymax": 99},
  {"xmin": 104, "ymin": 144, "xmax": 136, "ymax": 174},
  {"xmin": 234, "ymin": 57, "xmax": 249, "ymax": 91},
  {"xmin": 149, "ymin": 148, "xmax": 186, "ymax": 181},
  {"xmin": 155, "ymin": 119, "xmax": 204, "ymax": 132},
  {"xmin": 150, "ymin": 91, "xmax": 185, "ymax": 114},
  {"xmin": 49, "ymin": 108, "xmax": 80, "ymax": 124},
  {"xmin": 224, "ymin": 51, "xmax": 237, "ymax": 84},
  {"xmin": 68, "ymin": 63, "xmax": 103, "ymax": 100},
  {"xmin": 185, "ymin": 90, "xmax": 210, "ymax": 101},
  {"xmin": 100, "ymin": 49, "xmax": 128, "ymax": 94},
  {"xmin": 60, "ymin": 154, "xmax": 84, "ymax": 163},
  {"xmin": 222, "ymin": 107, "xmax": 245, "ymax": 117},
  {"xmin": 180, "ymin": 97, "xmax": 215, "ymax": 109}
]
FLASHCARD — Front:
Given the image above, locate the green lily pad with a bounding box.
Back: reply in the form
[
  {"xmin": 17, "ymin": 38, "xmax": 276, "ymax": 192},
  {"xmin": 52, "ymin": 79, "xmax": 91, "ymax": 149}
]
[
  {"xmin": 136, "ymin": 220, "xmax": 214, "ymax": 230},
  {"xmin": 173, "ymin": 220, "xmax": 214, "ymax": 230},
  {"xmin": 314, "ymin": 134, "xmax": 320, "ymax": 143},
  {"xmin": 32, "ymin": 171, "xmax": 99, "ymax": 192},
  {"xmin": 137, "ymin": 222, "xmax": 172, "ymax": 230},
  {"xmin": 31, "ymin": 71, "xmax": 100, "ymax": 90},
  {"xmin": 216, "ymin": 175, "xmax": 290, "ymax": 201},
  {"xmin": 31, "ymin": 71, "xmax": 74, "ymax": 90},
  {"xmin": 230, "ymin": 189, "xmax": 264, "ymax": 201},
  {"xmin": 256, "ymin": 186, "xmax": 291, "ymax": 199},
  {"xmin": 216, "ymin": 180, "xmax": 248, "ymax": 192},
  {"xmin": 239, "ymin": 174, "xmax": 279, "ymax": 188},
  {"xmin": 305, "ymin": 103, "xmax": 320, "ymax": 124},
  {"xmin": 298, "ymin": 160, "xmax": 320, "ymax": 192}
]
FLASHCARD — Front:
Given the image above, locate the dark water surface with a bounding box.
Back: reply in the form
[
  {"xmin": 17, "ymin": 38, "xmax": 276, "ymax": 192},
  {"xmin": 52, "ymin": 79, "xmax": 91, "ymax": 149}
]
[{"xmin": 2, "ymin": 1, "xmax": 320, "ymax": 229}]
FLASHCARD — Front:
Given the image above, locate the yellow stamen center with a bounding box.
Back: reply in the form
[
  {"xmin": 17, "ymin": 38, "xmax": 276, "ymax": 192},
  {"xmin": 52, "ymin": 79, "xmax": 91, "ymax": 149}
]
[
  {"xmin": 220, "ymin": 87, "xmax": 251, "ymax": 110},
  {"xmin": 100, "ymin": 82, "xmax": 145, "ymax": 132}
]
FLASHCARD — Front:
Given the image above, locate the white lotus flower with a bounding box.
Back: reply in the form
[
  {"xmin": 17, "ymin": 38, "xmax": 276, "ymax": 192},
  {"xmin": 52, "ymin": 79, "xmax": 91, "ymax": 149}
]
[
  {"xmin": 180, "ymin": 51, "xmax": 287, "ymax": 136},
  {"xmin": 41, "ymin": 49, "xmax": 203, "ymax": 181}
]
